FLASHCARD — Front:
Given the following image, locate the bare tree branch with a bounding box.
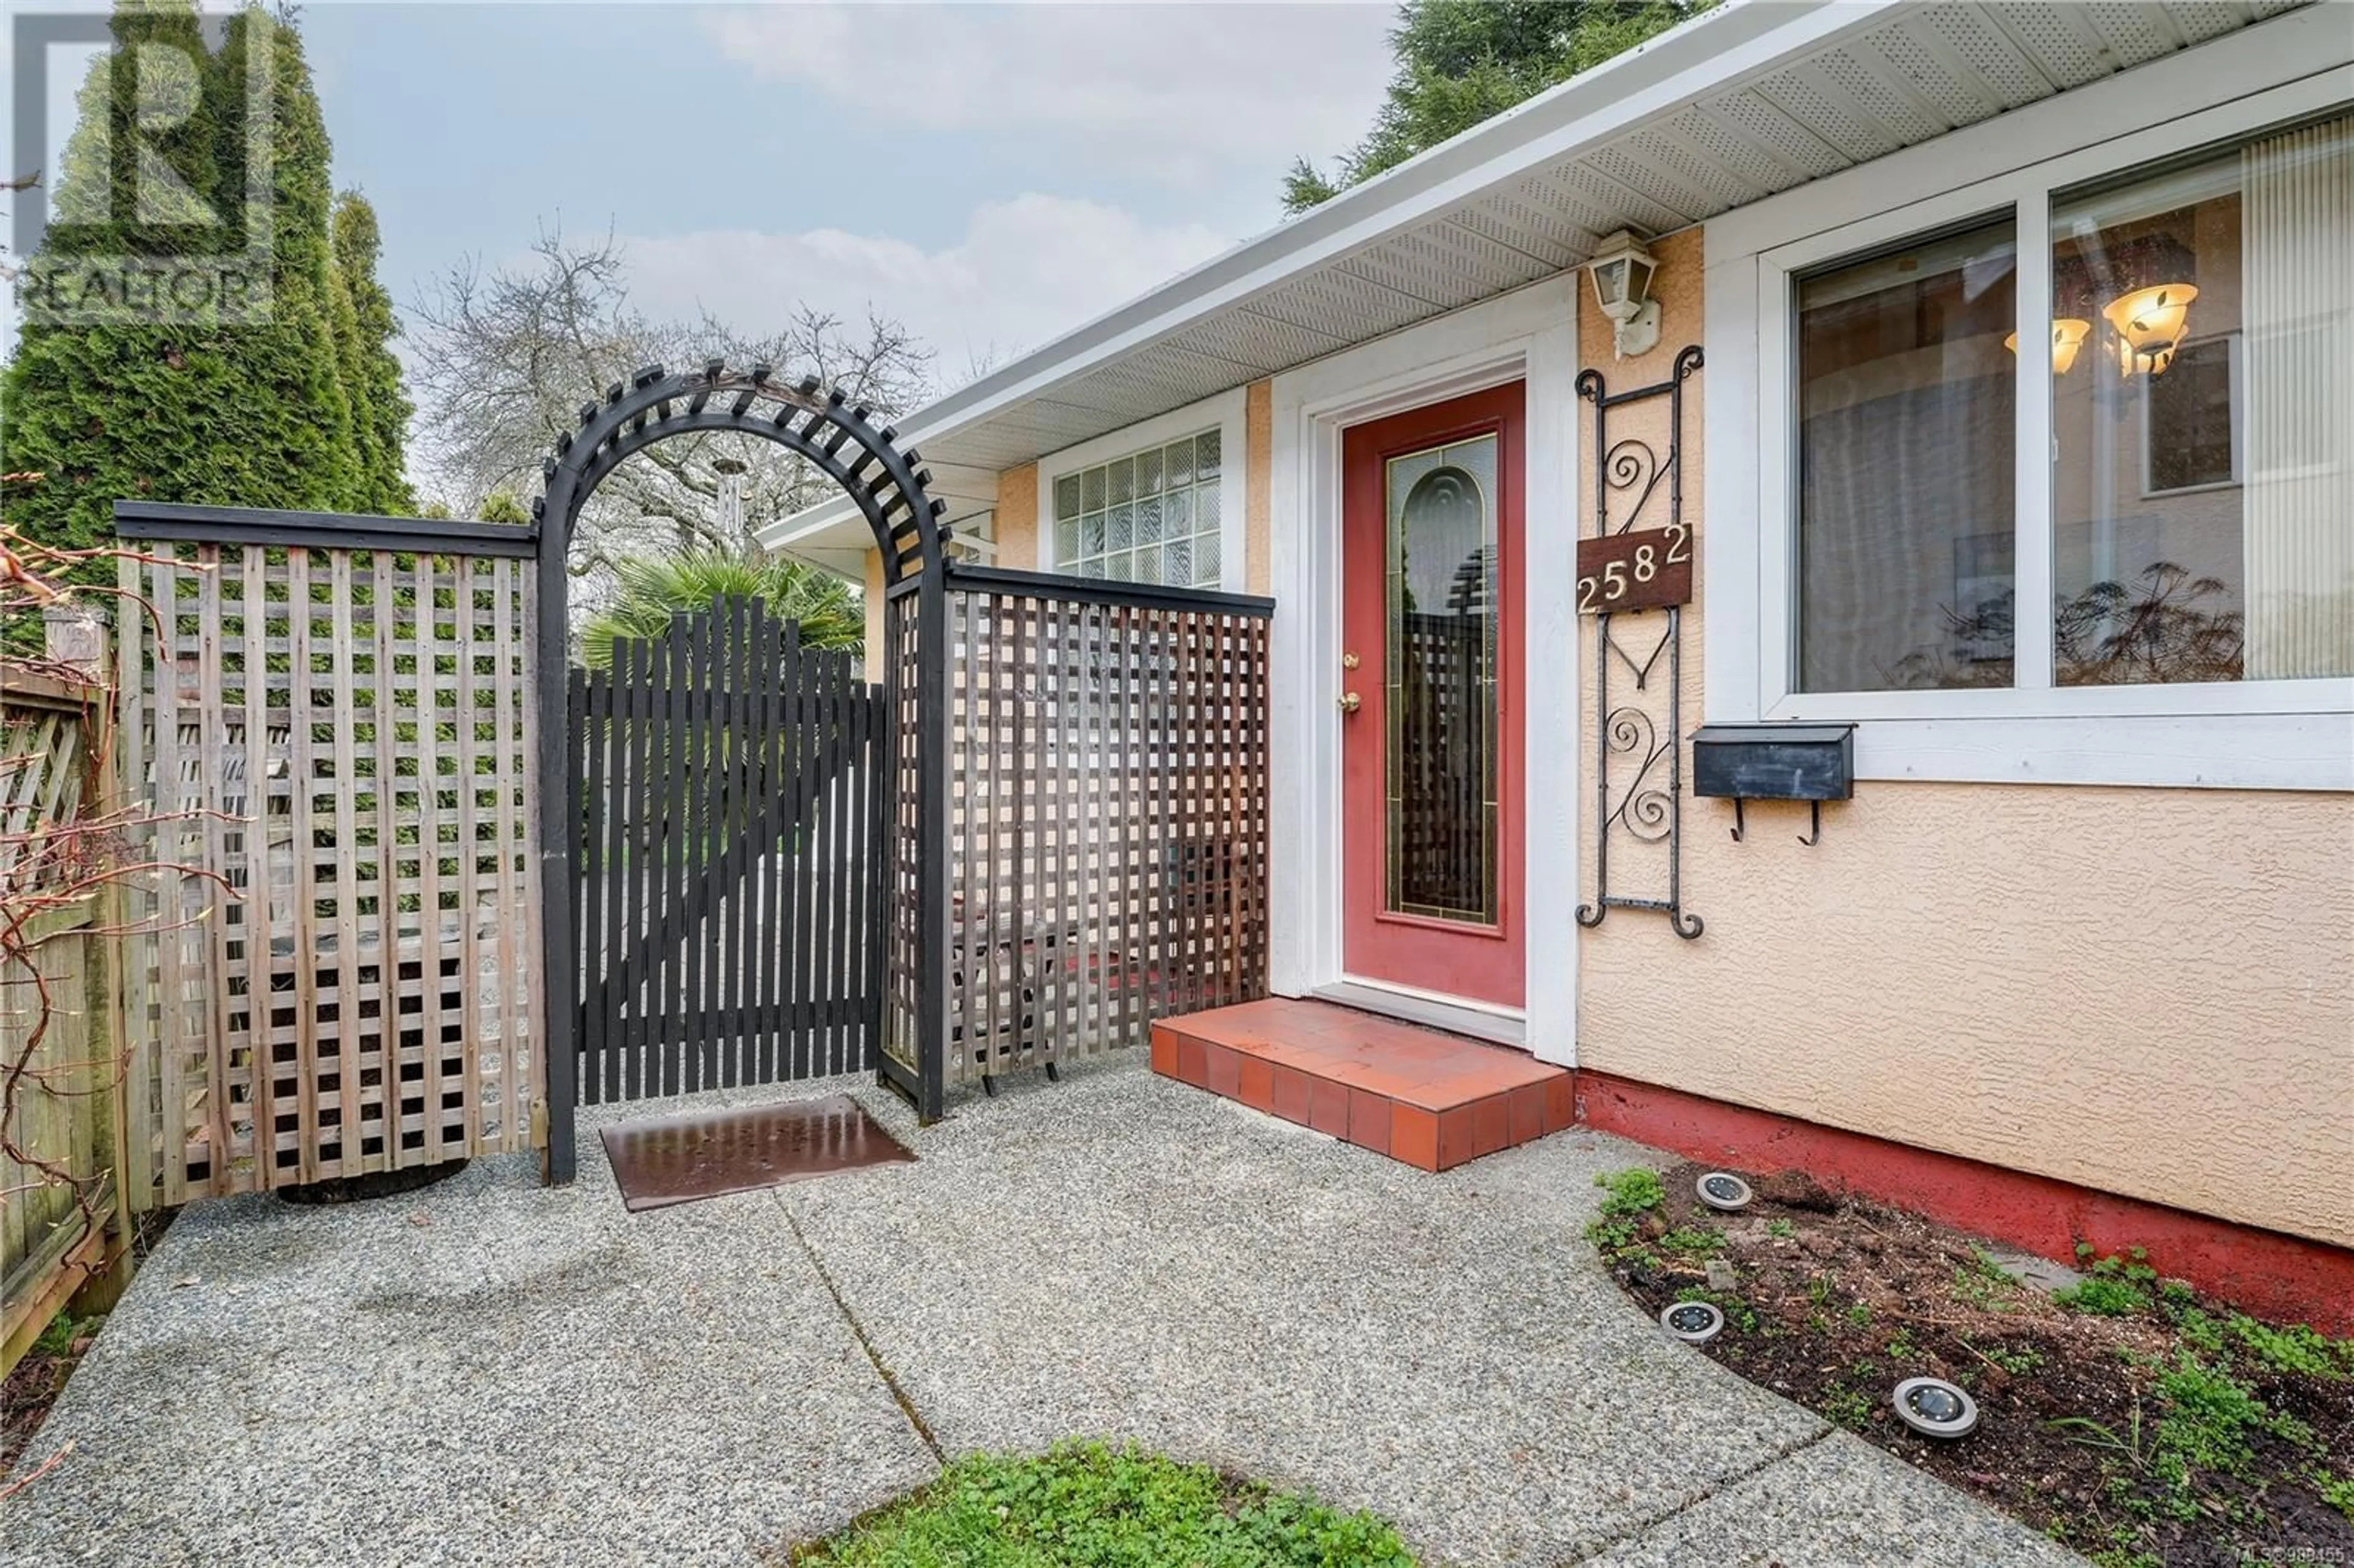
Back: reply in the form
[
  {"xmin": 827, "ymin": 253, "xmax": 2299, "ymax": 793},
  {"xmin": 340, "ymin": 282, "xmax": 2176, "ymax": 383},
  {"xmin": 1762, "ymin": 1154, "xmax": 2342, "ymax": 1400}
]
[{"xmin": 406, "ymin": 225, "xmax": 934, "ymax": 611}]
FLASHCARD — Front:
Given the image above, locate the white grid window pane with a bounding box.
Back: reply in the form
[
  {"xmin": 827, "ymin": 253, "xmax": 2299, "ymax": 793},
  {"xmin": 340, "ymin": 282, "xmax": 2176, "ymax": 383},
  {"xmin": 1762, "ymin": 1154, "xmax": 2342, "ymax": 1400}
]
[{"xmin": 1056, "ymin": 427, "xmax": 1220, "ymax": 586}]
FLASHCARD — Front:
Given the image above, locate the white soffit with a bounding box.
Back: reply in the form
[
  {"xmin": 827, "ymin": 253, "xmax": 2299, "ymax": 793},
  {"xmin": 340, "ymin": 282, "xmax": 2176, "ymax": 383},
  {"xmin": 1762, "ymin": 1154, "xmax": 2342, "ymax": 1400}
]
[{"xmin": 761, "ymin": 0, "xmax": 2317, "ymax": 545}]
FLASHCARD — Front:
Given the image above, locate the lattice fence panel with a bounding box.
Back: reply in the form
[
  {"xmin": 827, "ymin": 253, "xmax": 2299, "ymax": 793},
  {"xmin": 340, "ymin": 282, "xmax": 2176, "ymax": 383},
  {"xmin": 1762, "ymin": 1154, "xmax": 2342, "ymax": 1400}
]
[
  {"xmin": 0, "ymin": 677, "xmax": 88, "ymax": 895},
  {"xmin": 940, "ymin": 582, "xmax": 1270, "ymax": 1086},
  {"xmin": 880, "ymin": 590, "xmax": 926, "ymax": 1084},
  {"xmin": 117, "ymin": 543, "xmax": 542, "ymax": 1203}
]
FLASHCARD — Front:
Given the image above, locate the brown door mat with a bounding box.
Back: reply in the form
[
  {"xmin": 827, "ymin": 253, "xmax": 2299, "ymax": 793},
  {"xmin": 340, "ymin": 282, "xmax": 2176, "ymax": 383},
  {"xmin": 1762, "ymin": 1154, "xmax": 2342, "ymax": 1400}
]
[{"xmin": 598, "ymin": 1094, "xmax": 915, "ymax": 1212}]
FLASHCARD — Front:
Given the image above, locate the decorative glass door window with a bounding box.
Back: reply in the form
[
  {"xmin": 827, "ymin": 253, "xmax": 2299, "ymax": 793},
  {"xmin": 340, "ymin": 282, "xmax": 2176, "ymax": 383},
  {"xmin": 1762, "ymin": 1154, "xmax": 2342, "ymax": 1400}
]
[
  {"xmin": 1051, "ymin": 429, "xmax": 1222, "ymax": 586},
  {"xmin": 1384, "ymin": 435, "xmax": 1498, "ymax": 924}
]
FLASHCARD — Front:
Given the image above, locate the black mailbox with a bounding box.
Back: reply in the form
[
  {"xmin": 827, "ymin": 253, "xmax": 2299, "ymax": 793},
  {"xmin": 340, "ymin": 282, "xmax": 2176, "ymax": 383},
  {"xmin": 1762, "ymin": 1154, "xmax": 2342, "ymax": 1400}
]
[{"xmin": 1689, "ymin": 724, "xmax": 1854, "ymax": 844}]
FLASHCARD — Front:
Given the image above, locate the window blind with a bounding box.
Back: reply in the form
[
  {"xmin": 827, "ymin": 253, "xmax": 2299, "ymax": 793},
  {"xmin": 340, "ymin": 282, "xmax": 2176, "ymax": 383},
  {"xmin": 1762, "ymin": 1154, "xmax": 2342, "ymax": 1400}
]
[{"xmin": 2242, "ymin": 113, "xmax": 2353, "ymax": 680}]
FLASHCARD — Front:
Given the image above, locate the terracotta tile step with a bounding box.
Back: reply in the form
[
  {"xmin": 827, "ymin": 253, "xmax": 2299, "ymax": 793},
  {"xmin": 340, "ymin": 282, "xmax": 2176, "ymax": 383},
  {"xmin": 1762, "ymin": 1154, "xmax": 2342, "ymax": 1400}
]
[{"xmin": 1150, "ymin": 997, "xmax": 1572, "ymax": 1173}]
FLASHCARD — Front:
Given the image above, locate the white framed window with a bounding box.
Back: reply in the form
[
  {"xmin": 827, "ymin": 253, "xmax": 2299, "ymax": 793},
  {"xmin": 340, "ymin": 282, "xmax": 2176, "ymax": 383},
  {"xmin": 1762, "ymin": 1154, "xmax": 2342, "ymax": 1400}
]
[
  {"xmin": 1710, "ymin": 42, "xmax": 2353, "ymax": 791},
  {"xmin": 1035, "ymin": 389, "xmax": 1247, "ymax": 591}
]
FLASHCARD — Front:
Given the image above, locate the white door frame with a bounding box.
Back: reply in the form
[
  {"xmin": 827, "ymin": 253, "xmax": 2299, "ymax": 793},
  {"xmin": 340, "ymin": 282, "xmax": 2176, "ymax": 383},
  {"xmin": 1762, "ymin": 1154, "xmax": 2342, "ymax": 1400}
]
[{"xmin": 1267, "ymin": 275, "xmax": 1580, "ymax": 1065}]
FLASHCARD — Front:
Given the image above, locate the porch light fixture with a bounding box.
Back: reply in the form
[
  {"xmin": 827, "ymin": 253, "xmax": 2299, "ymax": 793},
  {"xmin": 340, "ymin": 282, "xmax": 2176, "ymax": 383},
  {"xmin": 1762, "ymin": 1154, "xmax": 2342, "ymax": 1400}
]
[
  {"xmin": 2103, "ymin": 283, "xmax": 2197, "ymax": 378},
  {"xmin": 1585, "ymin": 229, "xmax": 1661, "ymax": 360},
  {"xmin": 2003, "ymin": 318, "xmax": 2093, "ymax": 376},
  {"xmin": 1661, "ymin": 1301, "xmax": 1724, "ymax": 1344},
  {"xmin": 1891, "ymin": 1376, "xmax": 1979, "ymax": 1439},
  {"xmin": 1696, "ymin": 1172, "xmax": 1753, "ymax": 1212}
]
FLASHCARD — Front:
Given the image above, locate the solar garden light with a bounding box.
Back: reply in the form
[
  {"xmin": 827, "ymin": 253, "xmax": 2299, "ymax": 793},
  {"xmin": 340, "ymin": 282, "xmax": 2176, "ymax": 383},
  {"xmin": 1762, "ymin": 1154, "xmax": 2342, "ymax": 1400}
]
[
  {"xmin": 1659, "ymin": 1301, "xmax": 1724, "ymax": 1344},
  {"xmin": 1696, "ymin": 1171, "xmax": 1753, "ymax": 1211},
  {"xmin": 1892, "ymin": 1377, "xmax": 1979, "ymax": 1439}
]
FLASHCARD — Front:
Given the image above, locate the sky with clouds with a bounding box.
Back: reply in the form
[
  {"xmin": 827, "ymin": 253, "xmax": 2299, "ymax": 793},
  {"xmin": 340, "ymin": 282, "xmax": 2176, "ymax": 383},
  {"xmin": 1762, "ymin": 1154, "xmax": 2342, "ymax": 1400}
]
[{"xmin": 281, "ymin": 1, "xmax": 1397, "ymax": 382}]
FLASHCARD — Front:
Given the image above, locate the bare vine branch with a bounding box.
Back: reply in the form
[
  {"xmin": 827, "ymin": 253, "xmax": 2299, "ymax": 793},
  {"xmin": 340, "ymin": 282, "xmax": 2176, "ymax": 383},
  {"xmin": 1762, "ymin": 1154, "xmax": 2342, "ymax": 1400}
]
[{"xmin": 0, "ymin": 513, "xmax": 215, "ymax": 1448}]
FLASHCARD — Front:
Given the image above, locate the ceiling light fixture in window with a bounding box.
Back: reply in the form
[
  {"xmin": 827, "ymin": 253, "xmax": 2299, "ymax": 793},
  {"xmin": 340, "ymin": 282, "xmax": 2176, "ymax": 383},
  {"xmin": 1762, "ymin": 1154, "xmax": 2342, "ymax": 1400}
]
[
  {"xmin": 2003, "ymin": 318, "xmax": 2094, "ymax": 375},
  {"xmin": 2103, "ymin": 283, "xmax": 2198, "ymax": 378}
]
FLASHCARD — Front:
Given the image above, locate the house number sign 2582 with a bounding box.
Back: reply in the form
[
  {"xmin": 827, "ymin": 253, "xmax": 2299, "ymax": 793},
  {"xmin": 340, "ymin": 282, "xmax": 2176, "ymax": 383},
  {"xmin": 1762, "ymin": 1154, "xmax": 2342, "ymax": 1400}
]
[{"xmin": 1575, "ymin": 525, "xmax": 1692, "ymax": 614}]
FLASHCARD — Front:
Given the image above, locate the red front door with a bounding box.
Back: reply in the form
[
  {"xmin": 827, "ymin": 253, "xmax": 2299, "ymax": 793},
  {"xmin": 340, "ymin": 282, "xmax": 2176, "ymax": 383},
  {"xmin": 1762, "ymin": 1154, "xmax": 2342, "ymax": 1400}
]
[{"xmin": 1340, "ymin": 384, "xmax": 1524, "ymax": 1009}]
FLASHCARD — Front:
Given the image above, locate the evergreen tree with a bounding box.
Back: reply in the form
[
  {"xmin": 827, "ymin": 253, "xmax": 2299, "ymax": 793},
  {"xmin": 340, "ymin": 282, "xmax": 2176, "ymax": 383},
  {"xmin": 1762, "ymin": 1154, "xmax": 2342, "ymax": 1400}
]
[
  {"xmin": 205, "ymin": 6, "xmax": 362, "ymax": 508},
  {"xmin": 330, "ymin": 192, "xmax": 416, "ymax": 514},
  {"xmin": 1, "ymin": 0, "xmax": 236, "ymax": 565},
  {"xmin": 1, "ymin": 1, "xmax": 383, "ymax": 579},
  {"xmin": 1284, "ymin": 1, "xmax": 1713, "ymax": 215}
]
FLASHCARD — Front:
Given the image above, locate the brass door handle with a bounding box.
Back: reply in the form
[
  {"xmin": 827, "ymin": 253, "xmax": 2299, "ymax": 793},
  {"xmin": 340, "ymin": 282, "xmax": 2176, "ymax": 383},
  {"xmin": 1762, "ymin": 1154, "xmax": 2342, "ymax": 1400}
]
[{"xmin": 1338, "ymin": 691, "xmax": 1362, "ymax": 714}]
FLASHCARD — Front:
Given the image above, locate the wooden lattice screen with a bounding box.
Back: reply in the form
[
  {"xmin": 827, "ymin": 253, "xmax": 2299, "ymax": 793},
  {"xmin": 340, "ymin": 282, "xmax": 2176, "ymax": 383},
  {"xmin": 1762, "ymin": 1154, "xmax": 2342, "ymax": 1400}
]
[
  {"xmin": 2, "ymin": 668, "xmax": 116, "ymax": 1368},
  {"xmin": 0, "ymin": 671, "xmax": 92, "ymax": 896},
  {"xmin": 880, "ymin": 588, "xmax": 926, "ymax": 1095},
  {"xmin": 116, "ymin": 536, "xmax": 543, "ymax": 1203},
  {"xmin": 901, "ymin": 570, "xmax": 1272, "ymax": 1091}
]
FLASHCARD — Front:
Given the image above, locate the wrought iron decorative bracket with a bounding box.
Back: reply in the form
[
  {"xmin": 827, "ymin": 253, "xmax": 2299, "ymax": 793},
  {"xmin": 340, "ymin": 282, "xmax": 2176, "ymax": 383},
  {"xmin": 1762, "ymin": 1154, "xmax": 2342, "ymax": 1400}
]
[{"xmin": 1574, "ymin": 346, "xmax": 1704, "ymax": 940}]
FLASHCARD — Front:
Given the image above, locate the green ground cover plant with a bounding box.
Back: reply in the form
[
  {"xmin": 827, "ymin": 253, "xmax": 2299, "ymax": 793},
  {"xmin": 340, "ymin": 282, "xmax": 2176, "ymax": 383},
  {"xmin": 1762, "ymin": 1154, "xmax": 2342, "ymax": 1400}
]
[{"xmin": 791, "ymin": 1442, "xmax": 1415, "ymax": 1567}]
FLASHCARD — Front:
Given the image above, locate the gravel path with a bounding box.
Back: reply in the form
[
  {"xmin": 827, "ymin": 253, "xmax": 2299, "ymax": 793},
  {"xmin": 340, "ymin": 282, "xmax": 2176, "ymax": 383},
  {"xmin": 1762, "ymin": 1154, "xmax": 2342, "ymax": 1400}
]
[{"xmin": 1, "ymin": 1057, "xmax": 2082, "ymax": 1567}]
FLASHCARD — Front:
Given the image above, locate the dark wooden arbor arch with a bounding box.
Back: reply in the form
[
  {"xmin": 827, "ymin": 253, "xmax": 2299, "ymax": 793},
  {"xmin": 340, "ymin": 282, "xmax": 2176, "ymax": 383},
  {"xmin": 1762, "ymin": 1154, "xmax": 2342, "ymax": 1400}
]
[{"xmin": 532, "ymin": 360, "xmax": 949, "ymax": 1181}]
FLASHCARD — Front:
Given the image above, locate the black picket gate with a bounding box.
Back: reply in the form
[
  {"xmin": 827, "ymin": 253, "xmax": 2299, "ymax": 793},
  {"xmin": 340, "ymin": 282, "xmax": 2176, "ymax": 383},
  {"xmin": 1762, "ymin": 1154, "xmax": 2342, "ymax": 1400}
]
[{"xmin": 567, "ymin": 596, "xmax": 882, "ymax": 1103}]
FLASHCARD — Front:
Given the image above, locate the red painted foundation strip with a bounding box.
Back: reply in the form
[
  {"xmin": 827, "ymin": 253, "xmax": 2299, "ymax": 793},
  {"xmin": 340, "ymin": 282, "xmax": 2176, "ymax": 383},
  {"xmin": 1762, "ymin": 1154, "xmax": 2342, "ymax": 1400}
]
[{"xmin": 1572, "ymin": 1068, "xmax": 2354, "ymax": 1336}]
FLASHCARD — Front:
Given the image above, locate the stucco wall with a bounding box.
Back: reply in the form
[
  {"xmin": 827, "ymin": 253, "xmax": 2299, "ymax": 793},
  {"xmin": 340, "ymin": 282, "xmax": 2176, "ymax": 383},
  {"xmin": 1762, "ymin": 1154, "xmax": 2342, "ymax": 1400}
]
[
  {"xmin": 862, "ymin": 545, "xmax": 884, "ymax": 668},
  {"xmin": 1577, "ymin": 228, "xmax": 2354, "ymax": 1249},
  {"xmin": 996, "ymin": 463, "xmax": 1039, "ymax": 569},
  {"xmin": 1247, "ymin": 379, "xmax": 1273, "ymax": 596}
]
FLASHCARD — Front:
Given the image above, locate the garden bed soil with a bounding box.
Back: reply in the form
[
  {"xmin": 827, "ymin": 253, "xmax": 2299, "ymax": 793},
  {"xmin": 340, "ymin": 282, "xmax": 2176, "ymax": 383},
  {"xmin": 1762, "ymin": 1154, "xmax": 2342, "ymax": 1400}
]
[
  {"xmin": 1, "ymin": 1319, "xmax": 96, "ymax": 1485},
  {"xmin": 3, "ymin": 1211, "xmax": 169, "ymax": 1489},
  {"xmin": 1595, "ymin": 1161, "xmax": 2353, "ymax": 1568}
]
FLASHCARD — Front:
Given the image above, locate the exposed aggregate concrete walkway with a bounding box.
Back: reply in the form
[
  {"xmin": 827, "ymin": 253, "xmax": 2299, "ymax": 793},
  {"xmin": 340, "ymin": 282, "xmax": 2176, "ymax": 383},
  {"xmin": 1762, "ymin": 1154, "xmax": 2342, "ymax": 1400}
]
[{"xmin": 1, "ymin": 1057, "xmax": 2084, "ymax": 1567}]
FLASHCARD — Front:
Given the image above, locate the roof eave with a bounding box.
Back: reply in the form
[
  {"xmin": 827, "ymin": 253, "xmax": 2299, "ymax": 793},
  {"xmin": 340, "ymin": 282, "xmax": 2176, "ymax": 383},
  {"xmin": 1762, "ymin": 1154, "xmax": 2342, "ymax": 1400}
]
[{"xmin": 895, "ymin": 0, "xmax": 1895, "ymax": 452}]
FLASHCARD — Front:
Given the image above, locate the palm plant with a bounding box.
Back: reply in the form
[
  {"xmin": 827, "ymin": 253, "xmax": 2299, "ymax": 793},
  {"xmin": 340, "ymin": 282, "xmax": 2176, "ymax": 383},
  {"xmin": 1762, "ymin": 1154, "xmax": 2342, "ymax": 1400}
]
[{"xmin": 578, "ymin": 547, "xmax": 862, "ymax": 671}]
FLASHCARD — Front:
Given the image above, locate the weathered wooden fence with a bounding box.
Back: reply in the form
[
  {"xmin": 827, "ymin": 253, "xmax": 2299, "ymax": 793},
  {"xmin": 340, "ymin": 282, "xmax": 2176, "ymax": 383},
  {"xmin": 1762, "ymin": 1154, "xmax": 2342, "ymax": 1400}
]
[
  {"xmin": 882, "ymin": 564, "xmax": 1273, "ymax": 1103},
  {"xmin": 112, "ymin": 504, "xmax": 546, "ymax": 1203},
  {"xmin": 1, "ymin": 668, "xmax": 122, "ymax": 1372},
  {"xmin": 568, "ymin": 597, "xmax": 883, "ymax": 1102}
]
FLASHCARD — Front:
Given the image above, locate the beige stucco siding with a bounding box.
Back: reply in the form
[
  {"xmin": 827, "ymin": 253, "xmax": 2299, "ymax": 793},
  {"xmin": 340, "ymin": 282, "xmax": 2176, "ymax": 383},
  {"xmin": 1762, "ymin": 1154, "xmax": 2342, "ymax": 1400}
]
[
  {"xmin": 1577, "ymin": 228, "xmax": 2354, "ymax": 1249},
  {"xmin": 1247, "ymin": 379, "xmax": 1273, "ymax": 596},
  {"xmin": 862, "ymin": 545, "xmax": 885, "ymax": 668},
  {"xmin": 996, "ymin": 463, "xmax": 1039, "ymax": 569}
]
